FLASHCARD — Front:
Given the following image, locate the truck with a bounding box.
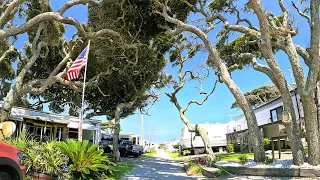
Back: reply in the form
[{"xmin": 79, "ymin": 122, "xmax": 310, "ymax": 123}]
[
  {"xmin": 0, "ymin": 141, "xmax": 26, "ymax": 180},
  {"xmin": 100, "ymin": 133, "xmax": 148, "ymax": 156},
  {"xmin": 118, "ymin": 140, "xmax": 143, "ymax": 157}
]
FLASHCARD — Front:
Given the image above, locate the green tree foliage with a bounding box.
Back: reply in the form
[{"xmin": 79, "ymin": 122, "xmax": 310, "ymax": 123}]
[
  {"xmin": 231, "ymin": 85, "xmax": 280, "ymax": 109},
  {"xmin": 70, "ymin": 0, "xmax": 196, "ymax": 119},
  {"xmin": 173, "ymin": 143, "xmax": 180, "ymax": 149},
  {"xmin": 0, "ymin": 39, "xmax": 18, "ymax": 101},
  {"xmin": 215, "ymin": 14, "xmax": 295, "ymax": 72}
]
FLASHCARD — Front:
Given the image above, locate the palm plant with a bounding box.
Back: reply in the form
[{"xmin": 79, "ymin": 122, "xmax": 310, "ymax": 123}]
[{"xmin": 57, "ymin": 139, "xmax": 112, "ymax": 179}]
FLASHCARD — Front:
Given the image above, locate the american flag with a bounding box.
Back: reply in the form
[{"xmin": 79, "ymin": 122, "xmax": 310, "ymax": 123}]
[{"xmin": 66, "ymin": 46, "xmax": 88, "ymax": 81}]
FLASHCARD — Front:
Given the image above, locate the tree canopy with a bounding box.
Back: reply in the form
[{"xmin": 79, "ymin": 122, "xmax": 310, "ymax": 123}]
[
  {"xmin": 231, "ymin": 85, "xmax": 280, "ymax": 109},
  {"xmin": 13, "ymin": 0, "xmax": 196, "ymax": 120}
]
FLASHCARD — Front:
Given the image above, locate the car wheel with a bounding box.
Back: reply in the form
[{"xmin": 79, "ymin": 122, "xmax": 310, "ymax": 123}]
[
  {"xmin": 120, "ymin": 151, "xmax": 124, "ymax": 157},
  {"xmin": 134, "ymin": 153, "xmax": 139, "ymax": 158},
  {"xmin": 0, "ymin": 171, "xmax": 13, "ymax": 180}
]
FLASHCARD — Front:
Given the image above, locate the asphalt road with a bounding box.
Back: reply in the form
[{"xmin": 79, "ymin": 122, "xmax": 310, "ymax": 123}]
[
  {"xmin": 121, "ymin": 150, "xmax": 310, "ymax": 180},
  {"xmin": 121, "ymin": 149, "xmax": 207, "ymax": 180}
]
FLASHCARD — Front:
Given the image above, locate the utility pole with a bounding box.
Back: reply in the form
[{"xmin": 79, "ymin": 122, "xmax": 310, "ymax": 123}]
[
  {"xmin": 152, "ymin": 127, "xmax": 155, "ymax": 144},
  {"xmin": 149, "ymin": 131, "xmax": 151, "ymax": 145},
  {"xmin": 141, "ymin": 113, "xmax": 144, "ymax": 146}
]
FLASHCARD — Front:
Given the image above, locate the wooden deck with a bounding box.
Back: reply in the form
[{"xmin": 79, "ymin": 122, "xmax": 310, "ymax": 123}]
[{"xmin": 226, "ymin": 119, "xmax": 306, "ymax": 158}]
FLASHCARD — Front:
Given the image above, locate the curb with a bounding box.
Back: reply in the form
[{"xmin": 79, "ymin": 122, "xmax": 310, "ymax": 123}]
[
  {"xmin": 183, "ymin": 163, "xmax": 192, "ymax": 176},
  {"xmin": 215, "ymin": 166, "xmax": 320, "ymax": 177}
]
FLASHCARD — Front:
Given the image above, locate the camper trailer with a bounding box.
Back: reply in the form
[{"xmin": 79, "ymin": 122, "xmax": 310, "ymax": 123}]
[{"xmin": 180, "ymin": 123, "xmax": 229, "ymax": 154}]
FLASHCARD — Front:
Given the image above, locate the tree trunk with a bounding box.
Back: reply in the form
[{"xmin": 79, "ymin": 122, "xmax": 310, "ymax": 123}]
[
  {"xmin": 113, "ymin": 115, "xmax": 121, "ymax": 162},
  {"xmin": 316, "ymin": 81, "xmax": 320, "ymax": 142},
  {"xmin": 178, "ymin": 110, "xmax": 215, "ymax": 161},
  {"xmin": 113, "ymin": 102, "xmax": 135, "ymax": 162},
  {"xmin": 197, "ymin": 125, "xmax": 215, "ymax": 161},
  {"xmin": 252, "ymin": 58, "xmax": 305, "ymax": 165},
  {"xmin": 301, "ymin": 93, "xmax": 320, "ymax": 165},
  {"xmin": 285, "ymin": 39, "xmax": 320, "ymax": 165},
  {"xmin": 219, "ymin": 65, "xmax": 265, "ymax": 162},
  {"xmin": 282, "ymin": 96, "xmax": 305, "ymax": 165}
]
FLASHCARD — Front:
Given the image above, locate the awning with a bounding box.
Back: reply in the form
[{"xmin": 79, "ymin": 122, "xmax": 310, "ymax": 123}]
[{"xmin": 67, "ymin": 122, "xmax": 97, "ymax": 130}]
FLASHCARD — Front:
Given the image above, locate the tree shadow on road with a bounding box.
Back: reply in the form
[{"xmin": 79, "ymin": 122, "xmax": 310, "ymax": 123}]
[{"xmin": 121, "ymin": 157, "xmax": 208, "ymax": 180}]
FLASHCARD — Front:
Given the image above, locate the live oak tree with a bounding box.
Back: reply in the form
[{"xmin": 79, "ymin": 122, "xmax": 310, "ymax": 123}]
[
  {"xmin": 154, "ymin": 0, "xmax": 266, "ymax": 162},
  {"xmin": 166, "ymin": 37, "xmax": 218, "ymax": 160},
  {"xmin": 35, "ymin": 0, "xmax": 193, "ymax": 161},
  {"xmin": 83, "ymin": 0, "xmax": 196, "ymax": 161},
  {"xmin": 0, "ymin": 0, "xmax": 122, "ymax": 122},
  {"xmin": 231, "ymin": 85, "xmax": 280, "ymax": 109},
  {"xmin": 215, "ymin": 0, "xmax": 319, "ymax": 165}
]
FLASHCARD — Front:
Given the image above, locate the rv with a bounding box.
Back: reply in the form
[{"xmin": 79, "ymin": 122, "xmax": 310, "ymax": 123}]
[{"xmin": 180, "ymin": 123, "xmax": 229, "ymax": 154}]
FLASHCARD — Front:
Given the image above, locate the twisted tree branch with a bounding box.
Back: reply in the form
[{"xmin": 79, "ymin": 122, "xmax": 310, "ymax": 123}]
[{"xmin": 292, "ymin": 1, "xmax": 311, "ymax": 23}]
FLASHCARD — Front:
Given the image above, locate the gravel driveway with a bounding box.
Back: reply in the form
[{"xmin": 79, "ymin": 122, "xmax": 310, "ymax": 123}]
[{"xmin": 121, "ymin": 149, "xmax": 207, "ymax": 180}]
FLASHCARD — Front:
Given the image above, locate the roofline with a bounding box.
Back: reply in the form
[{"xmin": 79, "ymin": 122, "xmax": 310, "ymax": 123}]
[
  {"xmin": 232, "ymin": 87, "xmax": 297, "ymax": 120},
  {"xmin": 0, "ymin": 104, "xmax": 101, "ymax": 123}
]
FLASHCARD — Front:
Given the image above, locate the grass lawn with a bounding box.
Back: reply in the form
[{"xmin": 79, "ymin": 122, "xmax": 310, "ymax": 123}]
[
  {"xmin": 142, "ymin": 151, "xmax": 157, "ymax": 157},
  {"xmin": 166, "ymin": 151, "xmax": 180, "ymax": 159},
  {"xmin": 106, "ymin": 162, "xmax": 134, "ymax": 180},
  {"xmin": 216, "ymin": 153, "xmax": 253, "ymax": 161}
]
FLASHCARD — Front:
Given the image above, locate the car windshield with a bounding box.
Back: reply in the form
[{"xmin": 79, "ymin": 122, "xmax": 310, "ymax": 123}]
[{"xmin": 122, "ymin": 140, "xmax": 132, "ymax": 144}]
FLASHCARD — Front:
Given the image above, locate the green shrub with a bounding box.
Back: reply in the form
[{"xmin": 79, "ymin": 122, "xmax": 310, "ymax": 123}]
[
  {"xmin": 6, "ymin": 135, "xmax": 68, "ymax": 178},
  {"xmin": 262, "ymin": 138, "xmax": 271, "ymax": 150},
  {"xmin": 173, "ymin": 143, "xmax": 180, "ymax": 149},
  {"xmin": 57, "ymin": 139, "xmax": 112, "ymax": 180},
  {"xmin": 214, "ymin": 155, "xmax": 222, "ymax": 162},
  {"xmin": 150, "ymin": 147, "xmax": 156, "ymax": 154},
  {"xmin": 159, "ymin": 144, "xmax": 166, "ymax": 149},
  {"xmin": 226, "ymin": 144, "xmax": 234, "ymax": 153},
  {"xmin": 234, "ymin": 144, "xmax": 241, "ymax": 152},
  {"xmin": 187, "ymin": 162, "xmax": 203, "ymax": 175},
  {"xmin": 32, "ymin": 141, "xmax": 69, "ymax": 176},
  {"xmin": 262, "ymin": 156, "xmax": 273, "ymax": 165},
  {"xmin": 183, "ymin": 149, "xmax": 191, "ymax": 156},
  {"xmin": 238, "ymin": 154, "xmax": 248, "ymax": 165}
]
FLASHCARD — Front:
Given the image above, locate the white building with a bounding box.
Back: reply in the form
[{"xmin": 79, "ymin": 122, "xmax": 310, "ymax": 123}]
[
  {"xmin": 1, "ymin": 105, "xmax": 101, "ymax": 143},
  {"xmin": 226, "ymin": 88, "xmax": 307, "ymax": 150},
  {"xmin": 165, "ymin": 139, "xmax": 180, "ymax": 152},
  {"xmin": 227, "ymin": 89, "xmax": 303, "ymax": 133}
]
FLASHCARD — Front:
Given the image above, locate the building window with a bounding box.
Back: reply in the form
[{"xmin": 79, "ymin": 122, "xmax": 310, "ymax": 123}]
[
  {"xmin": 236, "ymin": 125, "xmax": 241, "ymax": 131},
  {"xmin": 270, "ymin": 106, "xmax": 283, "ymax": 122}
]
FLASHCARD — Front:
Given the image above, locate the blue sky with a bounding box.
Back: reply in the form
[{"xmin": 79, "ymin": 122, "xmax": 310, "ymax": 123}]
[{"xmin": 7, "ymin": 1, "xmax": 311, "ymax": 143}]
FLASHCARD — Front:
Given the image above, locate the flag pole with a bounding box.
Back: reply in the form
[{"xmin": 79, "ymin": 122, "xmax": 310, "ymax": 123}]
[{"xmin": 78, "ymin": 40, "xmax": 91, "ymax": 141}]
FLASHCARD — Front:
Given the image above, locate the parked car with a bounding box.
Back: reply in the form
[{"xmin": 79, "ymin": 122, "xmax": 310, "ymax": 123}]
[
  {"xmin": 99, "ymin": 139, "xmax": 113, "ymax": 154},
  {"xmin": 119, "ymin": 140, "xmax": 142, "ymax": 157},
  {"xmin": 0, "ymin": 141, "xmax": 26, "ymax": 180}
]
